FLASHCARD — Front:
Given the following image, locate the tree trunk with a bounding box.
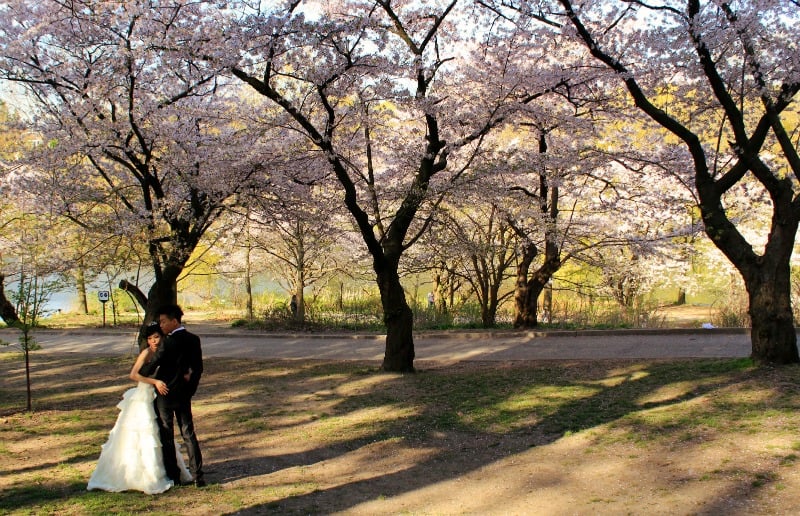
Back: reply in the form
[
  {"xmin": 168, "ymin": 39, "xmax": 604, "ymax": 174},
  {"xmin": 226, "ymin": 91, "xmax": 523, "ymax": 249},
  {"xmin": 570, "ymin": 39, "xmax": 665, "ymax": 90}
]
[
  {"xmin": 444, "ymin": 272, "xmax": 455, "ymax": 312},
  {"xmin": 145, "ymin": 270, "xmax": 179, "ymax": 322},
  {"xmin": 514, "ymin": 251, "xmax": 561, "ymax": 329},
  {"xmin": 75, "ymin": 265, "xmax": 89, "ymax": 315},
  {"xmin": 482, "ymin": 279, "xmax": 501, "ymax": 328},
  {"xmin": 744, "ymin": 260, "xmax": 798, "ymax": 364},
  {"xmin": 0, "ymin": 274, "xmax": 20, "ymax": 327},
  {"xmin": 293, "ymin": 267, "xmax": 306, "ymax": 324},
  {"xmin": 295, "ymin": 286, "xmax": 305, "ymax": 323},
  {"xmin": 513, "ymin": 129, "xmax": 562, "ymax": 329},
  {"xmin": 435, "ymin": 262, "xmax": 450, "ymax": 313},
  {"xmin": 245, "ymin": 271, "xmax": 253, "ymax": 321},
  {"xmin": 119, "ymin": 280, "xmax": 148, "ymax": 311},
  {"xmin": 517, "ymin": 277, "xmax": 549, "ymax": 328},
  {"xmin": 514, "ymin": 244, "xmax": 537, "ymax": 328},
  {"xmin": 432, "ymin": 271, "xmax": 441, "ymax": 312},
  {"xmin": 543, "ymin": 283, "xmax": 553, "ymax": 324},
  {"xmin": 133, "ymin": 268, "xmax": 180, "ymax": 351},
  {"xmin": 377, "ymin": 266, "xmax": 415, "ymax": 373},
  {"xmin": 294, "ymin": 222, "xmax": 306, "ymax": 323},
  {"xmin": 245, "ymin": 234, "xmax": 254, "ymax": 320},
  {"xmin": 699, "ymin": 197, "xmax": 799, "ymax": 363},
  {"xmin": 481, "ymin": 305, "xmax": 493, "ymax": 328}
]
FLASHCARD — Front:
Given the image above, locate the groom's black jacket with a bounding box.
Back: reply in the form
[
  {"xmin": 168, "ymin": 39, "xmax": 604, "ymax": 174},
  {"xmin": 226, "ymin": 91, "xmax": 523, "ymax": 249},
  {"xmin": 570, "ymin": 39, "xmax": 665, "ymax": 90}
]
[{"xmin": 140, "ymin": 328, "xmax": 203, "ymax": 401}]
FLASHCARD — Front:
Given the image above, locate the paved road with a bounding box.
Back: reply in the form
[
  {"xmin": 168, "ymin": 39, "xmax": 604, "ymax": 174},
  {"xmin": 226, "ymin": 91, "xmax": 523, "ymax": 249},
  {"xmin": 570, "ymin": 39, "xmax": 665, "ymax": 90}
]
[{"xmin": 0, "ymin": 326, "xmax": 756, "ymax": 362}]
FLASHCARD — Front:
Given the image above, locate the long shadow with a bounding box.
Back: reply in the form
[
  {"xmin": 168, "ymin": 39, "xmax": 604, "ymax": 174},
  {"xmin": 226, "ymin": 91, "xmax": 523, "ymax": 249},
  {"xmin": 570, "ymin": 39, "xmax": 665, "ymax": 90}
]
[
  {"xmin": 1, "ymin": 354, "xmax": 139, "ymax": 415},
  {"xmin": 0, "ymin": 353, "xmax": 786, "ymax": 514},
  {"xmin": 215, "ymin": 358, "xmax": 762, "ymax": 514},
  {"xmin": 0, "ymin": 451, "xmax": 99, "ymax": 476}
]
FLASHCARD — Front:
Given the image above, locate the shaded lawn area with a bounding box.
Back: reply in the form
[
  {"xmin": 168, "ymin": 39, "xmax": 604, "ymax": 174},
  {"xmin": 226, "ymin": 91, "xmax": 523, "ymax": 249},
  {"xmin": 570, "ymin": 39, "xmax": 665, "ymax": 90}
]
[{"xmin": 1, "ymin": 351, "xmax": 800, "ymax": 515}]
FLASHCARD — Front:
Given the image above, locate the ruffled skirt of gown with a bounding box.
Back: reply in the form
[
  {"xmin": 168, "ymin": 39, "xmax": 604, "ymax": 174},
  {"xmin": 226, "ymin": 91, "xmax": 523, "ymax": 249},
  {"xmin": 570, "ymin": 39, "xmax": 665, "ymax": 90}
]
[{"xmin": 87, "ymin": 382, "xmax": 191, "ymax": 494}]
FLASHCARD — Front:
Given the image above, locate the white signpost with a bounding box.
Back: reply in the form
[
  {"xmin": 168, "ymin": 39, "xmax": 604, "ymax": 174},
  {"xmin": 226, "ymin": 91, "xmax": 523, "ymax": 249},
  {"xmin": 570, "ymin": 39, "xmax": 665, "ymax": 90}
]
[{"xmin": 98, "ymin": 290, "xmax": 110, "ymax": 327}]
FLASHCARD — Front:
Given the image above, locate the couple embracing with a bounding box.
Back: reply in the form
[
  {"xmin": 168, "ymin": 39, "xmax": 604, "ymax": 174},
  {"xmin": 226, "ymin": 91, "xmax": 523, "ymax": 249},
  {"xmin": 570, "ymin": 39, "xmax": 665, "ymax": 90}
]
[{"xmin": 87, "ymin": 304, "xmax": 205, "ymax": 494}]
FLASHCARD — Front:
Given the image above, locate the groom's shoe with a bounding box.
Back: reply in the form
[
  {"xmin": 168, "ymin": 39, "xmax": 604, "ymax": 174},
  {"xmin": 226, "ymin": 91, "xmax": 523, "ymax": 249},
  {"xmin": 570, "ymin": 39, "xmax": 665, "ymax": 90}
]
[{"xmin": 194, "ymin": 478, "xmax": 207, "ymax": 488}]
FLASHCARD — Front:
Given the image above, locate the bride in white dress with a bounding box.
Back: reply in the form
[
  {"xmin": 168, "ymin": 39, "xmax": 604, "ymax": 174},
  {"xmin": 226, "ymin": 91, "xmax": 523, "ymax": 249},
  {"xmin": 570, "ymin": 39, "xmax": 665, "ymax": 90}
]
[{"xmin": 87, "ymin": 325, "xmax": 191, "ymax": 494}]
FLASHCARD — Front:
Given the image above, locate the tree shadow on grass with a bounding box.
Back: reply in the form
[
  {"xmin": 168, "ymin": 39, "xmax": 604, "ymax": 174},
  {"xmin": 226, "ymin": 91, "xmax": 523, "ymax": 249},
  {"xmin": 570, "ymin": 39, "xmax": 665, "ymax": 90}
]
[
  {"xmin": 216, "ymin": 358, "xmax": 767, "ymax": 514},
  {"xmin": 1, "ymin": 353, "xmax": 791, "ymax": 514}
]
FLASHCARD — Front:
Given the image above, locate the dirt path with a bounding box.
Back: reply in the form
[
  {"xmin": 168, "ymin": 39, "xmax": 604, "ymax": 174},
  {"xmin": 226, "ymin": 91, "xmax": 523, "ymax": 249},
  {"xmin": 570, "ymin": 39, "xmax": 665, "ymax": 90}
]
[{"xmin": 2, "ymin": 326, "xmax": 753, "ymax": 363}]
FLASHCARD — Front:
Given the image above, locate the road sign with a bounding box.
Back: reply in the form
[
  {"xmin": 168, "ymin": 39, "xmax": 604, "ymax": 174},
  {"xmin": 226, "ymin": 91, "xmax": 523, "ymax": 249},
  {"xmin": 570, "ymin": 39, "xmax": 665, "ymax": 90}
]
[{"xmin": 98, "ymin": 290, "xmax": 110, "ymax": 303}]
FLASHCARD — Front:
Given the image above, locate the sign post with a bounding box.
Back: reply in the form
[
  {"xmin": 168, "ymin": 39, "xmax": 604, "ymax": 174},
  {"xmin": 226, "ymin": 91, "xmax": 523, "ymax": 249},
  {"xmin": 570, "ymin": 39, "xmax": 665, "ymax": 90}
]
[{"xmin": 98, "ymin": 290, "xmax": 110, "ymax": 327}]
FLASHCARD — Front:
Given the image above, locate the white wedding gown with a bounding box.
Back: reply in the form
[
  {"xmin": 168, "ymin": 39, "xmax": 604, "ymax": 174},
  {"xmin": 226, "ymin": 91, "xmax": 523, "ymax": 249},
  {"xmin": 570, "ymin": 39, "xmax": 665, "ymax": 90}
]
[{"xmin": 87, "ymin": 382, "xmax": 191, "ymax": 494}]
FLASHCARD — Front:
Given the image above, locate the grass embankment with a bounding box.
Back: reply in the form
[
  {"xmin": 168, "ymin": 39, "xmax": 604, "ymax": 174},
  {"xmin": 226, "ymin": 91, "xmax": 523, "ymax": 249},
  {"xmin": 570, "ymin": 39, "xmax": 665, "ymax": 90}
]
[{"xmin": 2, "ymin": 353, "xmax": 799, "ymax": 514}]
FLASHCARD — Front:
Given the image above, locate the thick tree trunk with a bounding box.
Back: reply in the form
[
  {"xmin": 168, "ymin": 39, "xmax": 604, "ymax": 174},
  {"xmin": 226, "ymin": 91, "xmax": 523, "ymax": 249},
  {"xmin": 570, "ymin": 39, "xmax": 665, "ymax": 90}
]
[
  {"xmin": 145, "ymin": 271, "xmax": 179, "ymax": 322},
  {"xmin": 132, "ymin": 268, "xmax": 180, "ymax": 351},
  {"xmin": 699, "ymin": 191, "xmax": 799, "ymax": 364},
  {"xmin": 513, "ymin": 244, "xmax": 537, "ymax": 328},
  {"xmin": 481, "ymin": 305, "xmax": 493, "ymax": 328},
  {"xmin": 517, "ymin": 278, "xmax": 548, "ymax": 328},
  {"xmin": 745, "ymin": 263, "xmax": 798, "ymax": 364},
  {"xmin": 514, "ymin": 252, "xmax": 561, "ymax": 329},
  {"xmin": 377, "ymin": 266, "xmax": 415, "ymax": 373}
]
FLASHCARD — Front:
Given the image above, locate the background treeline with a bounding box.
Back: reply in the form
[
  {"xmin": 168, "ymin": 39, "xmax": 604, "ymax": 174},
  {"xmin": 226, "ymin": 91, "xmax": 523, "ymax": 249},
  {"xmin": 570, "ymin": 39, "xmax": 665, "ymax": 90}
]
[{"xmin": 1, "ymin": 1, "xmax": 798, "ymax": 370}]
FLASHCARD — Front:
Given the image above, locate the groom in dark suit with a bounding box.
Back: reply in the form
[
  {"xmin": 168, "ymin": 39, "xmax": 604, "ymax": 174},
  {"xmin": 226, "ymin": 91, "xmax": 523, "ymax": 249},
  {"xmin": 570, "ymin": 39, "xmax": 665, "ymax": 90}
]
[{"xmin": 140, "ymin": 304, "xmax": 205, "ymax": 487}]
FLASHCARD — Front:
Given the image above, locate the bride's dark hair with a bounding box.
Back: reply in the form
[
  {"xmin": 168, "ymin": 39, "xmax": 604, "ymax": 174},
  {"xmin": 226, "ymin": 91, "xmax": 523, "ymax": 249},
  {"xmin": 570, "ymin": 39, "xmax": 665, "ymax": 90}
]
[{"xmin": 144, "ymin": 323, "xmax": 164, "ymax": 338}]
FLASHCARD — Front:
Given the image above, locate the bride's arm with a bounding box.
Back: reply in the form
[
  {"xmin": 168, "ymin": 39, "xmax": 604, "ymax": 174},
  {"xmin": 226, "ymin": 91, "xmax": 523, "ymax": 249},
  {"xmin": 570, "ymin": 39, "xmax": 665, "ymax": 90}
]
[{"xmin": 129, "ymin": 349, "xmax": 168, "ymax": 395}]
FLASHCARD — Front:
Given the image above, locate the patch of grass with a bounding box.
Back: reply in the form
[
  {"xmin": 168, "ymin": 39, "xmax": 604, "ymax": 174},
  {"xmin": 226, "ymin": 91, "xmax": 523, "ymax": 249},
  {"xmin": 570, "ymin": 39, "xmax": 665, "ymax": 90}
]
[{"xmin": 752, "ymin": 471, "xmax": 778, "ymax": 488}]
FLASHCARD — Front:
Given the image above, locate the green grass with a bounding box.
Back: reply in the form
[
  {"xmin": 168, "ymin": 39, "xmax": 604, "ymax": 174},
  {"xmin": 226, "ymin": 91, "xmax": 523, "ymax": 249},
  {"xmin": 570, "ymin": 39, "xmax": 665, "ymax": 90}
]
[{"xmin": 2, "ymin": 354, "xmax": 800, "ymax": 514}]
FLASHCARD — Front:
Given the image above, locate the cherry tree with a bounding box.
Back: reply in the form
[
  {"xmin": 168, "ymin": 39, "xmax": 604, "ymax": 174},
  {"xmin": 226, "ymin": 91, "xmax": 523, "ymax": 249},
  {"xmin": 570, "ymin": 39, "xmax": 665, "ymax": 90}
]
[
  {"xmin": 0, "ymin": 102, "xmax": 24, "ymax": 325},
  {"xmin": 533, "ymin": 0, "xmax": 800, "ymax": 363},
  {"xmin": 0, "ymin": 1, "xmax": 269, "ymax": 325},
  {"xmin": 228, "ymin": 0, "xmax": 561, "ymax": 371}
]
